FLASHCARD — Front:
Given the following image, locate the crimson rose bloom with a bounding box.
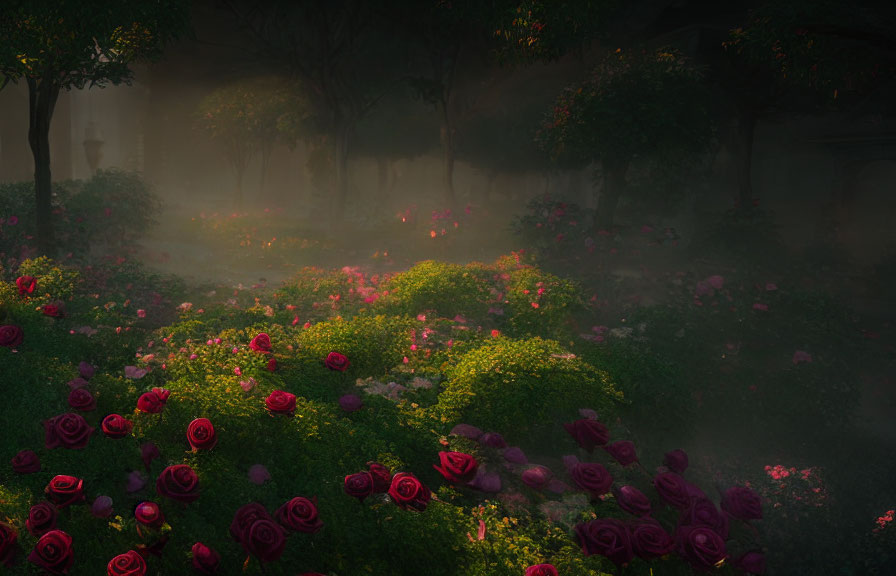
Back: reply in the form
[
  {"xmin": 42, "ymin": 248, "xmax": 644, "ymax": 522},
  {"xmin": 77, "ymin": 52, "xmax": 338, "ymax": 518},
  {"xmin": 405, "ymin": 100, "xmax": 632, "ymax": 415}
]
[
  {"xmin": 0, "ymin": 324, "xmax": 24, "ymax": 348},
  {"xmin": 187, "ymin": 418, "xmax": 218, "ymax": 451},
  {"xmin": 676, "ymin": 525, "xmax": 728, "ymax": 571},
  {"xmin": 276, "ymin": 497, "xmax": 323, "ymax": 534},
  {"xmin": 630, "ymin": 518, "xmax": 675, "ymax": 559},
  {"xmin": 44, "ymin": 412, "xmax": 94, "ymax": 449},
  {"xmin": 563, "ymin": 418, "xmax": 610, "ymax": 452},
  {"xmin": 135, "ymin": 501, "xmax": 164, "ymax": 529},
  {"xmin": 654, "ymin": 472, "xmax": 692, "ymax": 510},
  {"xmin": 249, "ymin": 332, "xmax": 272, "ymax": 353},
  {"xmin": 681, "ymin": 497, "xmax": 729, "ymax": 539},
  {"xmin": 45, "ymin": 475, "xmax": 85, "ymax": 508},
  {"xmin": 570, "ymin": 462, "xmax": 613, "ymax": 498},
  {"xmin": 107, "ymin": 550, "xmax": 146, "ymax": 576},
  {"xmin": 613, "ymin": 485, "xmax": 651, "ymax": 517},
  {"xmin": 191, "ymin": 542, "xmax": 221, "ymax": 574},
  {"xmin": 67, "ymin": 387, "xmax": 96, "ymax": 411},
  {"xmin": 136, "ymin": 390, "xmax": 167, "ymax": 413},
  {"xmin": 230, "ymin": 503, "xmax": 272, "ymax": 542},
  {"xmin": 525, "ymin": 564, "xmax": 558, "ymax": 576},
  {"xmin": 367, "ymin": 462, "xmax": 392, "ymax": 493},
  {"xmin": 102, "ymin": 414, "xmax": 134, "ymax": 439},
  {"xmin": 324, "ymin": 351, "xmax": 350, "ymax": 372},
  {"xmin": 28, "ymin": 530, "xmax": 74, "ymax": 574},
  {"xmin": 239, "ymin": 517, "xmax": 286, "ymax": 563},
  {"xmin": 266, "ymin": 357, "xmax": 277, "ymax": 372},
  {"xmin": 344, "ymin": 472, "xmax": 373, "ymax": 502},
  {"xmin": 604, "ymin": 440, "xmax": 638, "ymax": 467},
  {"xmin": 16, "ymin": 275, "xmax": 36, "ymax": 295},
  {"xmin": 663, "ymin": 449, "xmax": 689, "ymax": 475},
  {"xmin": 11, "ymin": 449, "xmax": 41, "ymax": 474},
  {"xmin": 388, "ymin": 472, "xmax": 431, "ymax": 511},
  {"xmin": 156, "ymin": 464, "xmax": 200, "ymax": 503},
  {"xmin": 42, "ymin": 303, "xmax": 64, "ymax": 318},
  {"xmin": 0, "ymin": 521, "xmax": 15, "ymax": 567},
  {"xmin": 575, "ymin": 518, "xmax": 634, "ymax": 566},
  {"xmin": 720, "ymin": 486, "xmax": 762, "ymax": 520},
  {"xmin": 27, "ymin": 502, "xmax": 58, "ymax": 537},
  {"xmin": 265, "ymin": 390, "xmax": 296, "ymax": 415},
  {"xmin": 433, "ymin": 451, "xmax": 479, "ymax": 484}
]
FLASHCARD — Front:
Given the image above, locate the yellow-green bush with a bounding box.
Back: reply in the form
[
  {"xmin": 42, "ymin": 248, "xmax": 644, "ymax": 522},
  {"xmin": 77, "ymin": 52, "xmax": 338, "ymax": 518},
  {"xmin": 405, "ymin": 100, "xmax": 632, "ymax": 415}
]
[{"xmin": 377, "ymin": 260, "xmax": 493, "ymax": 319}]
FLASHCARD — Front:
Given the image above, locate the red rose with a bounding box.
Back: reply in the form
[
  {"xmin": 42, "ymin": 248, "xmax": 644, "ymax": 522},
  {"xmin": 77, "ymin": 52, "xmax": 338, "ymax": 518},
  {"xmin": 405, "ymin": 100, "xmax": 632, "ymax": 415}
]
[
  {"xmin": 563, "ymin": 418, "xmax": 610, "ymax": 452},
  {"xmin": 26, "ymin": 502, "xmax": 58, "ymax": 537},
  {"xmin": 249, "ymin": 332, "xmax": 272, "ymax": 353},
  {"xmin": 570, "ymin": 462, "xmax": 613, "ymax": 498},
  {"xmin": 324, "ymin": 351, "xmax": 350, "ymax": 372},
  {"xmin": 28, "ymin": 530, "xmax": 74, "ymax": 574},
  {"xmin": 230, "ymin": 503, "xmax": 272, "ymax": 542},
  {"xmin": 575, "ymin": 518, "xmax": 633, "ymax": 566},
  {"xmin": 186, "ymin": 418, "xmax": 218, "ymax": 451},
  {"xmin": 42, "ymin": 303, "xmax": 64, "ymax": 318},
  {"xmin": 367, "ymin": 462, "xmax": 392, "ymax": 493},
  {"xmin": 136, "ymin": 390, "xmax": 166, "ymax": 413},
  {"xmin": 654, "ymin": 472, "xmax": 692, "ymax": 510},
  {"xmin": 275, "ymin": 496, "xmax": 323, "ymax": 534},
  {"xmin": 0, "ymin": 325, "xmax": 24, "ymax": 348},
  {"xmin": 0, "ymin": 521, "xmax": 15, "ymax": 567},
  {"xmin": 11, "ymin": 449, "xmax": 41, "ymax": 474},
  {"xmin": 156, "ymin": 464, "xmax": 200, "ymax": 503},
  {"xmin": 107, "ymin": 550, "xmax": 146, "ymax": 576},
  {"xmin": 265, "ymin": 357, "xmax": 277, "ymax": 372},
  {"xmin": 135, "ymin": 501, "xmax": 164, "ymax": 529},
  {"xmin": 433, "ymin": 451, "xmax": 479, "ymax": 484},
  {"xmin": 343, "ymin": 472, "xmax": 373, "ymax": 502},
  {"xmin": 630, "ymin": 518, "xmax": 675, "ymax": 559},
  {"xmin": 720, "ymin": 486, "xmax": 762, "ymax": 520},
  {"xmin": 604, "ymin": 440, "xmax": 638, "ymax": 467},
  {"xmin": 45, "ymin": 475, "xmax": 85, "ymax": 508},
  {"xmin": 265, "ymin": 390, "xmax": 296, "ymax": 415},
  {"xmin": 388, "ymin": 472, "xmax": 431, "ymax": 511},
  {"xmin": 525, "ymin": 565, "xmax": 559, "ymax": 576},
  {"xmin": 67, "ymin": 387, "xmax": 96, "ymax": 411},
  {"xmin": 102, "ymin": 414, "xmax": 134, "ymax": 439},
  {"xmin": 152, "ymin": 387, "xmax": 170, "ymax": 402},
  {"xmin": 44, "ymin": 413, "xmax": 94, "ymax": 449},
  {"xmin": 16, "ymin": 275, "xmax": 36, "ymax": 296},
  {"xmin": 613, "ymin": 485, "xmax": 652, "ymax": 517},
  {"xmin": 191, "ymin": 542, "xmax": 220, "ymax": 574},
  {"xmin": 242, "ymin": 517, "xmax": 286, "ymax": 563}
]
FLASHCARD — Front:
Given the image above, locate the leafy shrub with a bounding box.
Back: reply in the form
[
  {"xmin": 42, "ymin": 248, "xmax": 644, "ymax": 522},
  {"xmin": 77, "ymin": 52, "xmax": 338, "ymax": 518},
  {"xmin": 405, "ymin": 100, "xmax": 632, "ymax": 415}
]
[
  {"xmin": 377, "ymin": 260, "xmax": 493, "ymax": 319},
  {"xmin": 438, "ymin": 337, "xmax": 623, "ymax": 447},
  {"xmin": 498, "ymin": 264, "xmax": 584, "ymax": 339},
  {"xmin": 510, "ymin": 194, "xmax": 592, "ymax": 258},
  {"xmin": 16, "ymin": 256, "xmax": 81, "ymax": 301}
]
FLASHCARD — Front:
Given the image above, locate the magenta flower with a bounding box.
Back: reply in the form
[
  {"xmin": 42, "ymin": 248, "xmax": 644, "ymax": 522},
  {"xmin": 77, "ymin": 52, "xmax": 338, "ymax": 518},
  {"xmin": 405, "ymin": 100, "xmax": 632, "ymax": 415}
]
[
  {"xmin": 90, "ymin": 496, "xmax": 114, "ymax": 518},
  {"xmin": 604, "ymin": 440, "xmax": 638, "ymax": 466},
  {"xmin": 521, "ymin": 465, "xmax": 553, "ymax": 491},
  {"xmin": 338, "ymin": 394, "xmax": 363, "ymax": 412},
  {"xmin": 248, "ymin": 464, "xmax": 271, "ymax": 485}
]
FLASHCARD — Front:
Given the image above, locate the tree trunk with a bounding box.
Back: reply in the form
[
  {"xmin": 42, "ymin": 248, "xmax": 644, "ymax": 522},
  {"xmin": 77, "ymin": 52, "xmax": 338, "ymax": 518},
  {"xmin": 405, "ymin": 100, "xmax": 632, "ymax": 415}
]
[
  {"xmin": 734, "ymin": 103, "xmax": 756, "ymax": 211},
  {"xmin": 439, "ymin": 98, "xmax": 457, "ymax": 211},
  {"xmin": 27, "ymin": 78, "xmax": 61, "ymax": 256},
  {"xmin": 594, "ymin": 158, "xmax": 628, "ymax": 232}
]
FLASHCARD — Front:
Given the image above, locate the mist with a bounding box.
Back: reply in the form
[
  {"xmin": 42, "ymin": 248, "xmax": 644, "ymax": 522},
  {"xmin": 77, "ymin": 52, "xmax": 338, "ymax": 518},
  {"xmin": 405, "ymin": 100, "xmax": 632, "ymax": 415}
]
[{"xmin": 1, "ymin": 1, "xmax": 894, "ymax": 575}]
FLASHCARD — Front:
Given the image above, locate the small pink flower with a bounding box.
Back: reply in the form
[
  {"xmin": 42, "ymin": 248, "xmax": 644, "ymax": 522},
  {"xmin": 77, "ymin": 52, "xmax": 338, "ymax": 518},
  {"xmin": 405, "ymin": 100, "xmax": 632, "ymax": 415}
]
[
  {"xmin": 137, "ymin": 309, "xmax": 146, "ymax": 318},
  {"xmin": 707, "ymin": 275, "xmax": 724, "ymax": 290},
  {"xmin": 248, "ymin": 464, "xmax": 271, "ymax": 485},
  {"xmin": 124, "ymin": 365, "xmax": 147, "ymax": 379},
  {"xmin": 233, "ymin": 367, "xmax": 242, "ymax": 376},
  {"xmin": 239, "ymin": 377, "xmax": 257, "ymax": 392}
]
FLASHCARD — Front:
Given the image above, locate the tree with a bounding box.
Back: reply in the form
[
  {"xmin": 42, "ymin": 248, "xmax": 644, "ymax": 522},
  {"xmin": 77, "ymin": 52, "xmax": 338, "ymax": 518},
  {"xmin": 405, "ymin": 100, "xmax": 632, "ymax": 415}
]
[
  {"xmin": 219, "ymin": 0, "xmax": 405, "ymax": 230},
  {"xmin": 538, "ymin": 47, "xmax": 714, "ymax": 231},
  {"xmin": 0, "ymin": 0, "xmax": 190, "ymax": 255},
  {"xmin": 195, "ymin": 76, "xmax": 303, "ymax": 208}
]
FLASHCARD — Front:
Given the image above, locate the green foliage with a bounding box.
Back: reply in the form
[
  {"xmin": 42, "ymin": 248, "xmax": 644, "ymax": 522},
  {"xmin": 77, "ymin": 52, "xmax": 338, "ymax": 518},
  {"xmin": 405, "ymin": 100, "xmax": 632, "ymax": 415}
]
[
  {"xmin": 378, "ymin": 260, "xmax": 494, "ymax": 319},
  {"xmin": 537, "ymin": 47, "xmax": 714, "ymax": 168},
  {"xmin": 63, "ymin": 169, "xmax": 162, "ymax": 252},
  {"xmin": 16, "ymin": 256, "xmax": 81, "ymax": 301},
  {"xmin": 438, "ymin": 337, "xmax": 623, "ymax": 446},
  {"xmin": 292, "ymin": 315, "xmax": 416, "ymax": 380},
  {"xmin": 0, "ymin": 0, "xmax": 190, "ymax": 90},
  {"xmin": 511, "ymin": 194, "xmax": 592, "ymax": 259},
  {"xmin": 499, "ymin": 264, "xmax": 584, "ymax": 339}
]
